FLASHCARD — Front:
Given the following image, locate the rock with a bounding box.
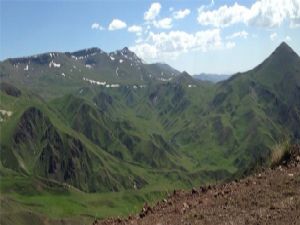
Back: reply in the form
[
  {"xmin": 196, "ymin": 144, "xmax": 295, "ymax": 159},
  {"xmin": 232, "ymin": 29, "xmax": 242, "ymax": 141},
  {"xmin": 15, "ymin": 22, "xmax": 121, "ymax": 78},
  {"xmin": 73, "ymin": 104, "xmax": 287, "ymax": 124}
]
[
  {"xmin": 173, "ymin": 190, "xmax": 177, "ymax": 196},
  {"xmin": 192, "ymin": 188, "xmax": 198, "ymax": 194},
  {"xmin": 183, "ymin": 202, "xmax": 189, "ymax": 209},
  {"xmin": 200, "ymin": 186, "xmax": 207, "ymax": 193},
  {"xmin": 181, "ymin": 202, "xmax": 190, "ymax": 214},
  {"xmin": 139, "ymin": 203, "xmax": 153, "ymax": 218}
]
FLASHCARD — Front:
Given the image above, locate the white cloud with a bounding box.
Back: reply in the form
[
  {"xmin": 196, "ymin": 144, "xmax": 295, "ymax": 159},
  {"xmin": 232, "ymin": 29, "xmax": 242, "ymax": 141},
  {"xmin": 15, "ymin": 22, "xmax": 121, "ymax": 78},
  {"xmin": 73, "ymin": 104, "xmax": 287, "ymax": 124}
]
[
  {"xmin": 198, "ymin": 3, "xmax": 248, "ymax": 27},
  {"xmin": 130, "ymin": 43, "xmax": 158, "ymax": 59},
  {"xmin": 286, "ymin": 35, "xmax": 292, "ymax": 41},
  {"xmin": 154, "ymin": 18, "xmax": 173, "ymax": 29},
  {"xmin": 108, "ymin": 19, "xmax": 127, "ymax": 31},
  {"xmin": 144, "ymin": 2, "xmax": 161, "ymax": 21},
  {"xmin": 226, "ymin": 30, "xmax": 249, "ymax": 39},
  {"xmin": 135, "ymin": 38, "xmax": 144, "ymax": 44},
  {"xmin": 91, "ymin": 23, "xmax": 104, "ymax": 30},
  {"xmin": 130, "ymin": 29, "xmax": 234, "ymax": 60},
  {"xmin": 173, "ymin": 9, "xmax": 191, "ymax": 19},
  {"xmin": 270, "ymin": 32, "xmax": 277, "ymax": 41},
  {"xmin": 197, "ymin": 0, "xmax": 300, "ymax": 28},
  {"xmin": 128, "ymin": 25, "xmax": 143, "ymax": 33},
  {"xmin": 226, "ymin": 42, "xmax": 236, "ymax": 49},
  {"xmin": 198, "ymin": 0, "xmax": 218, "ymax": 14}
]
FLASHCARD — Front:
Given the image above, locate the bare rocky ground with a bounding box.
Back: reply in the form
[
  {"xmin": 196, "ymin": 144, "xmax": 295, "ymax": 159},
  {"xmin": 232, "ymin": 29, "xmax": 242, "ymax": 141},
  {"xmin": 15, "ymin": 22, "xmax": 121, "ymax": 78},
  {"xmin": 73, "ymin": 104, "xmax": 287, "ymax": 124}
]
[{"xmin": 94, "ymin": 145, "xmax": 300, "ymax": 225}]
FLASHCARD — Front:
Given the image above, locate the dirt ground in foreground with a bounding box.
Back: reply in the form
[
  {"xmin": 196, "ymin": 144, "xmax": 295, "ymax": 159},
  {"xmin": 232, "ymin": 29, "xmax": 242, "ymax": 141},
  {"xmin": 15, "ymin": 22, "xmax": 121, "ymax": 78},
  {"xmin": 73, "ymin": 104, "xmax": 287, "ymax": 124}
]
[{"xmin": 94, "ymin": 146, "xmax": 300, "ymax": 225}]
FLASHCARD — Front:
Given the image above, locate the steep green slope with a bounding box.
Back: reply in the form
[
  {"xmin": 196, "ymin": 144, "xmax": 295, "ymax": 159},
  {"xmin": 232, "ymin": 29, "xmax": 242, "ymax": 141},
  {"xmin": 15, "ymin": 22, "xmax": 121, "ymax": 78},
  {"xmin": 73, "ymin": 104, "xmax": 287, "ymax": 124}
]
[
  {"xmin": 0, "ymin": 88, "xmax": 150, "ymax": 192},
  {"xmin": 175, "ymin": 42, "xmax": 300, "ymax": 174}
]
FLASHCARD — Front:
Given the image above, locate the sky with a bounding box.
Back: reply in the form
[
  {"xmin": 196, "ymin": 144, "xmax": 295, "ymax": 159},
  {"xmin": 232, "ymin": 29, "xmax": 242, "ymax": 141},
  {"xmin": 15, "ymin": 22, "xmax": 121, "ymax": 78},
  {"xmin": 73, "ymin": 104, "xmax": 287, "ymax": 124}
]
[{"xmin": 1, "ymin": 0, "xmax": 300, "ymax": 74}]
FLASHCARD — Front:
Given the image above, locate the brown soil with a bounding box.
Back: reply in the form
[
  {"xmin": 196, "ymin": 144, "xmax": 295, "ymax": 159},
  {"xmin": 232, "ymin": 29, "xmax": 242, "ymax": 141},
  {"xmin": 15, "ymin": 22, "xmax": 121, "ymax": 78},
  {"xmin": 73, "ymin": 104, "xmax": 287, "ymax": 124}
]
[{"xmin": 94, "ymin": 145, "xmax": 300, "ymax": 225}]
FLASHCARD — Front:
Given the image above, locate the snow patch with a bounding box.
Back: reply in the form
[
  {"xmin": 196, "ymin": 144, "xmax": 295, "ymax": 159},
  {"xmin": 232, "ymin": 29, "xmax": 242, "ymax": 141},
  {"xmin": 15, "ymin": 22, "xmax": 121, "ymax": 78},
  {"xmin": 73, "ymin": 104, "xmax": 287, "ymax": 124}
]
[
  {"xmin": 24, "ymin": 64, "xmax": 29, "ymax": 71},
  {"xmin": 49, "ymin": 61, "xmax": 61, "ymax": 68},
  {"xmin": 85, "ymin": 64, "xmax": 93, "ymax": 69},
  {"xmin": 0, "ymin": 109, "xmax": 13, "ymax": 122},
  {"xmin": 83, "ymin": 77, "xmax": 106, "ymax": 86},
  {"xmin": 159, "ymin": 77, "xmax": 172, "ymax": 82}
]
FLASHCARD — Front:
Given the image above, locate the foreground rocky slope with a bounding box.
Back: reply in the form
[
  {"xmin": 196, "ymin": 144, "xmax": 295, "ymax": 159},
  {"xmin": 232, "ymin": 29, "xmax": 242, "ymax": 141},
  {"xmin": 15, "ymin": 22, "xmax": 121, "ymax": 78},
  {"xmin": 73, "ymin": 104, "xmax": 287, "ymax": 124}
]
[{"xmin": 94, "ymin": 145, "xmax": 300, "ymax": 225}]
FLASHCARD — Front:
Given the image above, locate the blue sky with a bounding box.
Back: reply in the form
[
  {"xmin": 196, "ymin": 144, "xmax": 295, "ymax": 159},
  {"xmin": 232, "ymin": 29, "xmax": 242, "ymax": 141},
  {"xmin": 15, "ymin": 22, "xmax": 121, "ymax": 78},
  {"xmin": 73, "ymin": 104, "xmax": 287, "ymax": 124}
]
[{"xmin": 1, "ymin": 0, "xmax": 300, "ymax": 74}]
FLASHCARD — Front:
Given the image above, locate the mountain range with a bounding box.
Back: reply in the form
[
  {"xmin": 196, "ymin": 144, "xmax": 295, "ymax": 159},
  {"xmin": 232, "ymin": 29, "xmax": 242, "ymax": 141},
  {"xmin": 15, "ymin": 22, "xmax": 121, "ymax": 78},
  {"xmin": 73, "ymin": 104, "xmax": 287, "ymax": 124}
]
[
  {"xmin": 0, "ymin": 42, "xmax": 299, "ymax": 225},
  {"xmin": 193, "ymin": 73, "xmax": 232, "ymax": 82}
]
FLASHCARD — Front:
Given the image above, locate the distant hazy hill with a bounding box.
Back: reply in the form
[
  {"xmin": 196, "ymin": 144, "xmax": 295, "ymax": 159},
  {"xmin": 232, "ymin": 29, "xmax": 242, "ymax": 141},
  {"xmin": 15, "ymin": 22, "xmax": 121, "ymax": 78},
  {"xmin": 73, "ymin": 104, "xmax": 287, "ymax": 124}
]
[{"xmin": 193, "ymin": 73, "xmax": 232, "ymax": 82}]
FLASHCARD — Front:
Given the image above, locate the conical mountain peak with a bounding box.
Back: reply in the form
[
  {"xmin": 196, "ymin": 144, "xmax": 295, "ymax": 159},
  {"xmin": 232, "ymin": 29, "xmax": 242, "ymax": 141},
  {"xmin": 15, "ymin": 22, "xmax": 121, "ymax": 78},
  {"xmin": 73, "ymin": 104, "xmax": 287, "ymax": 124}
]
[{"xmin": 271, "ymin": 42, "xmax": 299, "ymax": 60}]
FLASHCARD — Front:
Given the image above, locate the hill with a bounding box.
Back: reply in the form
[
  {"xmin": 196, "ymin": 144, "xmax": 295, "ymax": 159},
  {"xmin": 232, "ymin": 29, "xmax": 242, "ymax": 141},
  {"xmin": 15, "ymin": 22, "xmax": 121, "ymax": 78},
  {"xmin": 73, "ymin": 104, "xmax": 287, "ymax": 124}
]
[
  {"xmin": 0, "ymin": 47, "xmax": 181, "ymax": 99},
  {"xmin": 193, "ymin": 73, "xmax": 231, "ymax": 82}
]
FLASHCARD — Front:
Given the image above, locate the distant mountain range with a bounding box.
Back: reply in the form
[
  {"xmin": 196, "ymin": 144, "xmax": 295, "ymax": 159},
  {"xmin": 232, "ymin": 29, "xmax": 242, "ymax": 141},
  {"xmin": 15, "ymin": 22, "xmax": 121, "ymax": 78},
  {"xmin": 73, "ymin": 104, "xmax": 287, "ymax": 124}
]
[
  {"xmin": 0, "ymin": 47, "xmax": 182, "ymax": 99},
  {"xmin": 193, "ymin": 73, "xmax": 232, "ymax": 82},
  {"xmin": 0, "ymin": 42, "xmax": 299, "ymax": 225}
]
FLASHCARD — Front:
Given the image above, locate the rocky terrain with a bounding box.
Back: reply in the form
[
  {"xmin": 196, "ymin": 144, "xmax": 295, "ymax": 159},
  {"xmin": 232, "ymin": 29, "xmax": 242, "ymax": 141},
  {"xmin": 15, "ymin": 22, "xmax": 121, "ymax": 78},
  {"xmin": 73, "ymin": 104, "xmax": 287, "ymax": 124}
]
[{"xmin": 94, "ymin": 145, "xmax": 300, "ymax": 225}]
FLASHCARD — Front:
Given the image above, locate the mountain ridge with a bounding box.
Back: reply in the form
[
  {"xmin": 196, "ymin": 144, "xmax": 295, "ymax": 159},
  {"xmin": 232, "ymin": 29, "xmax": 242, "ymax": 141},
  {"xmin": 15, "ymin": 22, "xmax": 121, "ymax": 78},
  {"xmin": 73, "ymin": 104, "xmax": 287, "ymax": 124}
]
[{"xmin": 0, "ymin": 42, "xmax": 300, "ymax": 225}]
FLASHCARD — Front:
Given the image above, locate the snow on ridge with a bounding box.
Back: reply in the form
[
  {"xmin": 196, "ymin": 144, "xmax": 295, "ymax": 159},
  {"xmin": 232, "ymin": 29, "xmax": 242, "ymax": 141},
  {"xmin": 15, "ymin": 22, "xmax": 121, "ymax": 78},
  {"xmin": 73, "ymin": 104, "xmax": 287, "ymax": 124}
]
[
  {"xmin": 83, "ymin": 77, "xmax": 106, "ymax": 86},
  {"xmin": 105, "ymin": 84, "xmax": 120, "ymax": 88},
  {"xmin": 158, "ymin": 77, "xmax": 173, "ymax": 82},
  {"xmin": 82, "ymin": 77, "xmax": 148, "ymax": 89},
  {"xmin": 85, "ymin": 64, "xmax": 93, "ymax": 69},
  {"xmin": 49, "ymin": 61, "xmax": 61, "ymax": 68},
  {"xmin": 24, "ymin": 64, "xmax": 29, "ymax": 71}
]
